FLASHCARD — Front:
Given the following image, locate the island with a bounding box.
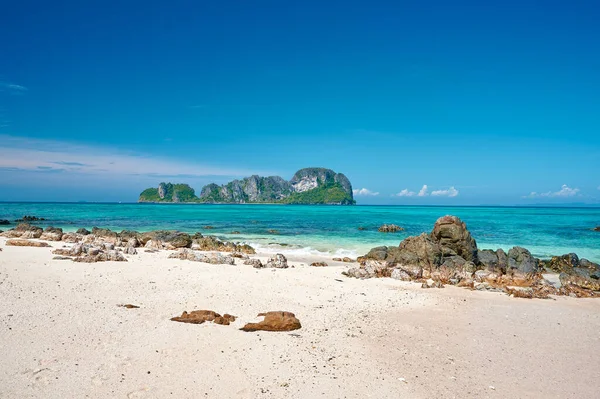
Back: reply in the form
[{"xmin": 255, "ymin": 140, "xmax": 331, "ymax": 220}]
[{"xmin": 138, "ymin": 167, "xmax": 355, "ymax": 205}]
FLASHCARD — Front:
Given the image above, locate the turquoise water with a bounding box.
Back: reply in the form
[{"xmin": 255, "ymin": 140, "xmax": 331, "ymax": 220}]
[{"xmin": 1, "ymin": 203, "xmax": 599, "ymax": 262}]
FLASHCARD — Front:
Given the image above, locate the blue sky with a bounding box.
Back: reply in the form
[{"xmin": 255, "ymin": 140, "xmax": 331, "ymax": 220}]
[{"xmin": 1, "ymin": 0, "xmax": 599, "ymax": 204}]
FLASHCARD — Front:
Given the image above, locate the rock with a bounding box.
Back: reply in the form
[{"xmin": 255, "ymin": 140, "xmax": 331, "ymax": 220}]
[
  {"xmin": 231, "ymin": 252, "xmax": 249, "ymax": 259},
  {"xmin": 76, "ymin": 228, "xmax": 91, "ymax": 235},
  {"xmin": 144, "ymin": 240, "xmax": 164, "ymax": 250},
  {"xmin": 118, "ymin": 230, "xmax": 141, "ymax": 241},
  {"xmin": 507, "ymin": 247, "xmax": 539, "ymax": 274},
  {"xmin": 344, "ymin": 260, "xmax": 393, "ymax": 279},
  {"xmin": 357, "ymin": 226, "xmax": 367, "ymax": 231},
  {"xmin": 169, "ymin": 249, "xmax": 235, "ymax": 265},
  {"xmin": 61, "ymin": 232, "xmax": 82, "ymax": 243},
  {"xmin": 342, "ymin": 257, "xmax": 354, "ymax": 262},
  {"xmin": 192, "ymin": 235, "xmax": 255, "ymax": 254},
  {"xmin": 203, "ymin": 225, "xmax": 214, "ymax": 230},
  {"xmin": 91, "ymin": 227, "xmax": 118, "ymax": 239},
  {"xmin": 2, "ymin": 223, "xmax": 43, "ymax": 239},
  {"xmin": 361, "ymin": 246, "xmax": 390, "ymax": 261},
  {"xmin": 5, "ymin": 239, "xmax": 50, "ymax": 247},
  {"xmin": 546, "ymin": 253, "xmax": 580, "ymax": 274},
  {"xmin": 73, "ymin": 250, "xmax": 127, "ymax": 263},
  {"xmin": 594, "ymin": 226, "xmax": 600, "ymax": 232},
  {"xmin": 267, "ymin": 229, "xmax": 280, "ymax": 234},
  {"xmin": 244, "ymin": 258, "xmax": 264, "ymax": 268},
  {"xmin": 310, "ymin": 262, "xmax": 328, "ymax": 267},
  {"xmin": 171, "ymin": 310, "xmax": 236, "ymax": 325},
  {"xmin": 240, "ymin": 311, "xmax": 301, "ymax": 332},
  {"xmin": 15, "ymin": 215, "xmax": 46, "ymax": 222},
  {"xmin": 53, "ymin": 243, "xmax": 84, "ymax": 257},
  {"xmin": 230, "ymin": 231, "xmax": 241, "ymax": 234},
  {"xmin": 118, "ymin": 304, "xmax": 140, "ymax": 309},
  {"xmin": 40, "ymin": 226, "xmax": 63, "ymax": 241},
  {"xmin": 124, "ymin": 246, "xmax": 137, "ymax": 255},
  {"xmin": 422, "ymin": 280, "xmax": 444, "ymax": 289},
  {"xmin": 390, "ymin": 268, "xmax": 411, "ymax": 281},
  {"xmin": 139, "ymin": 231, "xmax": 192, "ymax": 249},
  {"xmin": 559, "ymin": 273, "xmax": 600, "ymax": 292},
  {"xmin": 332, "ymin": 257, "xmax": 342, "ymax": 262},
  {"xmin": 0, "ymin": 219, "xmax": 10, "ymax": 225},
  {"xmin": 378, "ymin": 224, "xmax": 404, "ymax": 233},
  {"xmin": 505, "ymin": 286, "xmax": 535, "ymax": 298},
  {"xmin": 265, "ymin": 254, "xmax": 288, "ymax": 268},
  {"xmin": 53, "ymin": 256, "xmax": 72, "ymax": 260},
  {"xmin": 395, "ymin": 233, "xmax": 444, "ymax": 271},
  {"xmin": 430, "ymin": 215, "xmax": 478, "ymax": 262}
]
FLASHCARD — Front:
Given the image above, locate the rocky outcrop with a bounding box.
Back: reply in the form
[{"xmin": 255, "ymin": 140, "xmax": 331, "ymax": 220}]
[
  {"xmin": 139, "ymin": 167, "xmax": 355, "ymax": 205},
  {"xmin": 5, "ymin": 239, "xmax": 50, "ymax": 247},
  {"xmin": 171, "ymin": 310, "xmax": 237, "ymax": 325},
  {"xmin": 265, "ymin": 254, "xmax": 288, "ymax": 269},
  {"xmin": 430, "ymin": 216, "xmax": 478, "ymax": 262},
  {"xmin": 0, "ymin": 219, "xmax": 10, "ymax": 225},
  {"xmin": 76, "ymin": 228, "xmax": 91, "ymax": 235},
  {"xmin": 191, "ymin": 235, "xmax": 255, "ymax": 254},
  {"xmin": 40, "ymin": 227, "xmax": 63, "ymax": 241},
  {"xmin": 243, "ymin": 258, "xmax": 264, "ymax": 268},
  {"xmin": 139, "ymin": 231, "xmax": 192, "ymax": 249},
  {"xmin": 507, "ymin": 247, "xmax": 539, "ymax": 274},
  {"xmin": 240, "ymin": 311, "xmax": 301, "ymax": 332},
  {"xmin": 594, "ymin": 226, "xmax": 600, "ymax": 232},
  {"xmin": 15, "ymin": 215, "xmax": 46, "ymax": 222},
  {"xmin": 1, "ymin": 223, "xmax": 43, "ymax": 239},
  {"xmin": 168, "ymin": 249, "xmax": 235, "ymax": 265},
  {"xmin": 352, "ymin": 215, "xmax": 600, "ymax": 299},
  {"xmin": 378, "ymin": 224, "xmax": 404, "ymax": 233}
]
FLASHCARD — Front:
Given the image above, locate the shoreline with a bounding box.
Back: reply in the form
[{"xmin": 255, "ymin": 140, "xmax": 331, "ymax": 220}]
[{"xmin": 1, "ymin": 236, "xmax": 599, "ymax": 398}]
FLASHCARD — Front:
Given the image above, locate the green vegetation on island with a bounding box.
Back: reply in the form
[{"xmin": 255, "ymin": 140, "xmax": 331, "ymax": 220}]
[{"xmin": 138, "ymin": 167, "xmax": 355, "ymax": 205}]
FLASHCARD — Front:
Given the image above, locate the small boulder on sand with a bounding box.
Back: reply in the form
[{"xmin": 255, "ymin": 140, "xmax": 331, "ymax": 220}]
[
  {"xmin": 171, "ymin": 310, "xmax": 236, "ymax": 325},
  {"xmin": 6, "ymin": 239, "xmax": 50, "ymax": 247},
  {"xmin": 240, "ymin": 311, "xmax": 301, "ymax": 332},
  {"xmin": 311, "ymin": 262, "xmax": 328, "ymax": 267}
]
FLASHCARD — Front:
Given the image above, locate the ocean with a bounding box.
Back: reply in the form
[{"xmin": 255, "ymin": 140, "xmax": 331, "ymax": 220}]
[{"xmin": 1, "ymin": 203, "xmax": 599, "ymax": 262}]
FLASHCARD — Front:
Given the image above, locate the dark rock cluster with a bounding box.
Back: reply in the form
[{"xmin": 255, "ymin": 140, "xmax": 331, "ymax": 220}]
[{"xmin": 348, "ymin": 215, "xmax": 600, "ymax": 298}]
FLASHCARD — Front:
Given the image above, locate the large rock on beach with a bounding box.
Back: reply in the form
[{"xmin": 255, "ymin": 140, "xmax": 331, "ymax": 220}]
[
  {"xmin": 477, "ymin": 249, "xmax": 508, "ymax": 272},
  {"xmin": 76, "ymin": 228, "xmax": 91, "ymax": 235},
  {"xmin": 139, "ymin": 230, "xmax": 192, "ymax": 248},
  {"xmin": 40, "ymin": 226, "xmax": 63, "ymax": 241},
  {"xmin": 2, "ymin": 223, "xmax": 44, "ymax": 239},
  {"xmin": 168, "ymin": 249, "xmax": 235, "ymax": 265},
  {"xmin": 5, "ymin": 239, "xmax": 50, "ymax": 247},
  {"xmin": 240, "ymin": 311, "xmax": 301, "ymax": 332},
  {"xmin": 507, "ymin": 247, "xmax": 539, "ymax": 274},
  {"xmin": 430, "ymin": 215, "xmax": 478, "ymax": 262}
]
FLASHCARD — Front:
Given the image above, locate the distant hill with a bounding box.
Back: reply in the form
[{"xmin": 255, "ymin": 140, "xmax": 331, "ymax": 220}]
[{"xmin": 138, "ymin": 167, "xmax": 355, "ymax": 205}]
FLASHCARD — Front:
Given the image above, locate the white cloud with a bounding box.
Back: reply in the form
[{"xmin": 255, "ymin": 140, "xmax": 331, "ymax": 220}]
[
  {"xmin": 431, "ymin": 186, "xmax": 459, "ymax": 197},
  {"xmin": 0, "ymin": 82, "xmax": 27, "ymax": 94},
  {"xmin": 353, "ymin": 188, "xmax": 379, "ymax": 196},
  {"xmin": 417, "ymin": 184, "xmax": 428, "ymax": 197},
  {"xmin": 524, "ymin": 184, "xmax": 580, "ymax": 198},
  {"xmin": 395, "ymin": 189, "xmax": 416, "ymax": 197},
  {"xmin": 0, "ymin": 134, "xmax": 262, "ymax": 181}
]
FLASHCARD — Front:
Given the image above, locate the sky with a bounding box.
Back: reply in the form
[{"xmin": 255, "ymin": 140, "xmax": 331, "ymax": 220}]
[{"xmin": 1, "ymin": 0, "xmax": 599, "ymax": 204}]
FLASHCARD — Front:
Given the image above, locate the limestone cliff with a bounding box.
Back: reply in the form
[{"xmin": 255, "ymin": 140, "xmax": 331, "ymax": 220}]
[{"xmin": 138, "ymin": 168, "xmax": 355, "ymax": 205}]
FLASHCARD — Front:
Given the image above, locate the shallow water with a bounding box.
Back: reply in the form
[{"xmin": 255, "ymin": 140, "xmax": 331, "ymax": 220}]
[{"xmin": 1, "ymin": 203, "xmax": 599, "ymax": 262}]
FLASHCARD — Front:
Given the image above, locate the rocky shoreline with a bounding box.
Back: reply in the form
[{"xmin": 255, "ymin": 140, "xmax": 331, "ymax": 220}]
[
  {"xmin": 348, "ymin": 215, "xmax": 600, "ymax": 298},
  {"xmin": 1, "ymin": 215, "xmax": 599, "ymax": 299}
]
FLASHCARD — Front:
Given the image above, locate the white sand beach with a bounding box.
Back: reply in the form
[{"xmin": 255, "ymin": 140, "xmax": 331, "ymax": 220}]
[{"xmin": 1, "ymin": 237, "xmax": 599, "ymax": 399}]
